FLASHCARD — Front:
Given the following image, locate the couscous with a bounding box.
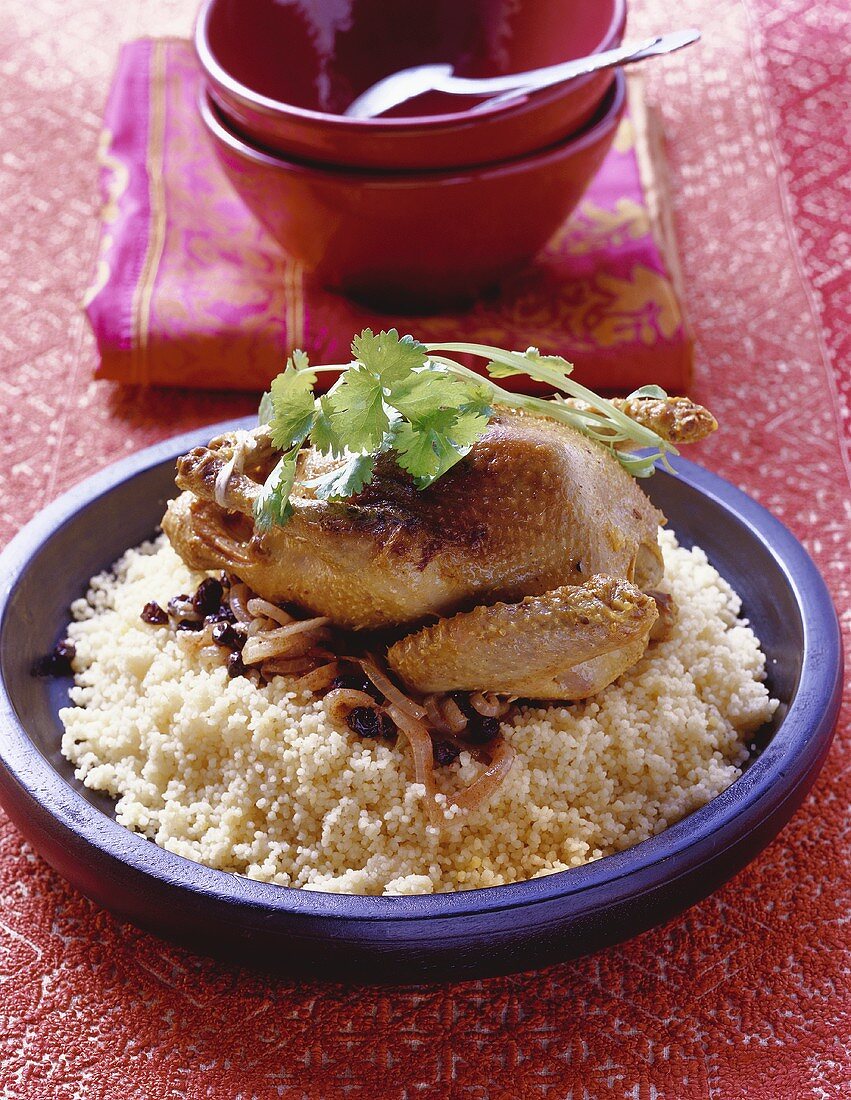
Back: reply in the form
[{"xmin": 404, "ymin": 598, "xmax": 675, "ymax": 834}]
[{"xmin": 59, "ymin": 529, "xmax": 777, "ymax": 895}]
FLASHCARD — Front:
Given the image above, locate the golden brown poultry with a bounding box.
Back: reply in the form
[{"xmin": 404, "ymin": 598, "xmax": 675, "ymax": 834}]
[{"xmin": 162, "ymin": 396, "xmax": 715, "ymax": 700}]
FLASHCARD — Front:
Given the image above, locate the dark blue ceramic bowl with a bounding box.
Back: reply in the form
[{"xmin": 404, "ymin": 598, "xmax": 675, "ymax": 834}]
[{"xmin": 0, "ymin": 420, "xmax": 841, "ymax": 982}]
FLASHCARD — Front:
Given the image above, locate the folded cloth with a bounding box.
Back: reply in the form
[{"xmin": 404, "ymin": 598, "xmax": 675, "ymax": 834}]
[{"xmin": 85, "ymin": 39, "xmax": 694, "ymax": 393}]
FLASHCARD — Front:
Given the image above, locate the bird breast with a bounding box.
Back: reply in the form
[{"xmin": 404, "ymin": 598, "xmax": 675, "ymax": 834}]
[{"xmin": 163, "ymin": 410, "xmax": 664, "ymax": 630}]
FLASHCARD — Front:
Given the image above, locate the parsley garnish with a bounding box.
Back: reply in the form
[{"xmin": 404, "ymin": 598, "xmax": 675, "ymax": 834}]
[{"xmin": 254, "ymin": 330, "xmax": 675, "ymax": 529}]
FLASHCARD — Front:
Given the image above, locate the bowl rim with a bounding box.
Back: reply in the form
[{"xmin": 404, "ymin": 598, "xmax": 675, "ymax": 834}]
[
  {"xmin": 199, "ymin": 71, "xmax": 626, "ymax": 183},
  {"xmin": 0, "ymin": 418, "xmax": 842, "ymax": 924},
  {"xmin": 193, "ymin": 0, "xmax": 627, "ymax": 132}
]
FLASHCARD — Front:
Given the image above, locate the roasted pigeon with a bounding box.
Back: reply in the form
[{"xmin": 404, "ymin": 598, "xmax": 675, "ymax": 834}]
[{"xmin": 163, "ymin": 396, "xmax": 716, "ymax": 699}]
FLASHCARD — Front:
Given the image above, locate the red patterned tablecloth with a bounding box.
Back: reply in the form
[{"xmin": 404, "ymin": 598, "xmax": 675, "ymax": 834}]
[{"xmin": 0, "ymin": 1, "xmax": 848, "ymax": 1097}]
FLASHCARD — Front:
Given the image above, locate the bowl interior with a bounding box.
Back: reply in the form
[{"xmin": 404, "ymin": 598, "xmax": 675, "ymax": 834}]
[
  {"xmin": 2, "ymin": 439, "xmax": 800, "ymax": 830},
  {"xmin": 203, "ymin": 71, "xmax": 624, "ymax": 174},
  {"xmin": 204, "ymin": 0, "xmax": 621, "ymax": 116}
]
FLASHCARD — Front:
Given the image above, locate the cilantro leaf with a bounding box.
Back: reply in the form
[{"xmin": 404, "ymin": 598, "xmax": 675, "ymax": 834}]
[
  {"xmin": 254, "ymin": 450, "xmax": 299, "ymax": 531},
  {"xmin": 325, "ymin": 366, "xmax": 388, "ymax": 451},
  {"xmin": 523, "ymin": 347, "xmax": 573, "ymax": 372},
  {"xmin": 486, "ymin": 347, "xmax": 574, "ymax": 382},
  {"xmin": 311, "ymin": 452, "xmax": 376, "ymax": 501},
  {"xmin": 617, "ymin": 451, "xmax": 660, "ymax": 478},
  {"xmin": 387, "ymin": 369, "xmax": 483, "ymax": 424},
  {"xmin": 393, "ymin": 421, "xmax": 445, "ymax": 485},
  {"xmin": 268, "ymin": 352, "xmax": 317, "ymax": 451},
  {"xmin": 628, "ymin": 384, "xmax": 668, "ymax": 400},
  {"xmin": 393, "ymin": 404, "xmax": 490, "ymax": 488},
  {"xmin": 443, "ymin": 408, "xmax": 490, "ymax": 450},
  {"xmin": 484, "ymin": 361, "xmax": 521, "ymax": 379},
  {"xmin": 309, "ymin": 395, "xmax": 345, "ymax": 456},
  {"xmin": 352, "ymin": 328, "xmax": 427, "ymax": 385},
  {"xmin": 258, "ymin": 390, "xmax": 274, "ymax": 426}
]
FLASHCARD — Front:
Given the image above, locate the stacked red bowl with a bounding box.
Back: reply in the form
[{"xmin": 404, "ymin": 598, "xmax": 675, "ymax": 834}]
[{"xmin": 194, "ymin": 0, "xmax": 628, "ymax": 307}]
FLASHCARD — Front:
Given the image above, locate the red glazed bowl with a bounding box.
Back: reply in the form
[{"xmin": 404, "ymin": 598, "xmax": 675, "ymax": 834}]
[
  {"xmin": 195, "ymin": 0, "xmax": 626, "ymax": 171},
  {"xmin": 200, "ymin": 73, "xmax": 626, "ymax": 310}
]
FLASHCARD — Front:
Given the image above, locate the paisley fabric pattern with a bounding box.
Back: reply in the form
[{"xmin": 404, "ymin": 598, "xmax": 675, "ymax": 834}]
[
  {"xmin": 0, "ymin": 0, "xmax": 849, "ymax": 1097},
  {"xmin": 84, "ymin": 39, "xmax": 693, "ymax": 393}
]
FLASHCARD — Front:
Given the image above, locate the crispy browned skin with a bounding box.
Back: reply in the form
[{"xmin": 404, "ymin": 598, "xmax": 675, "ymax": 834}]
[
  {"xmin": 163, "ymin": 410, "xmax": 665, "ymax": 630},
  {"xmin": 387, "ymin": 576, "xmax": 658, "ymax": 698}
]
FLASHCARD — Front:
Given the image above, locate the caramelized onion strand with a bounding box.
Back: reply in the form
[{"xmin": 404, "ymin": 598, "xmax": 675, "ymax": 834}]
[
  {"xmin": 246, "ymin": 597, "xmax": 295, "ymax": 626},
  {"xmin": 295, "ymin": 661, "xmax": 341, "ymax": 693},
  {"xmin": 359, "ymin": 655, "xmax": 427, "ymax": 721},
  {"xmin": 469, "ymin": 692, "xmax": 512, "ymax": 718},
  {"xmin": 438, "ymin": 696, "xmax": 468, "ymax": 733},
  {"xmin": 424, "ymin": 694, "xmax": 453, "ymax": 734},
  {"xmin": 325, "ymin": 688, "xmax": 381, "ymax": 725},
  {"xmin": 450, "ymin": 739, "xmax": 516, "ymax": 813},
  {"xmin": 386, "ymin": 705, "xmax": 442, "ymax": 827},
  {"xmin": 228, "ymin": 583, "xmax": 253, "ymax": 623}
]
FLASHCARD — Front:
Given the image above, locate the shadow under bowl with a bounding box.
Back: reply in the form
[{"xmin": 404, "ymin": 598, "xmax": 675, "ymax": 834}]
[
  {"xmin": 195, "ymin": 0, "xmax": 626, "ymax": 170},
  {"xmin": 200, "ymin": 73, "xmax": 626, "ymax": 311},
  {"xmin": 0, "ymin": 420, "xmax": 841, "ymax": 983}
]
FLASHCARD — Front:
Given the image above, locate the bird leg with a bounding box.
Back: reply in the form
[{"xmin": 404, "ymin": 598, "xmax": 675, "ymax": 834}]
[
  {"xmin": 565, "ymin": 394, "xmax": 717, "ymax": 449},
  {"xmin": 615, "ymin": 394, "xmax": 717, "ymax": 445},
  {"xmin": 175, "ymin": 442, "xmax": 264, "ymax": 518},
  {"xmin": 386, "ymin": 575, "xmax": 658, "ymax": 700},
  {"xmin": 162, "ymin": 491, "xmax": 256, "ymax": 572}
]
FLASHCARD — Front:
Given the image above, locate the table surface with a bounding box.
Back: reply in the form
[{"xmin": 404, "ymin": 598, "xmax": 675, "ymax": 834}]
[{"xmin": 1, "ymin": 1, "xmax": 849, "ymax": 1097}]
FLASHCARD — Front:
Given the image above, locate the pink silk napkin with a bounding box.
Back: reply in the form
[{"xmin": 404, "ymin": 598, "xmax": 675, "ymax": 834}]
[{"xmin": 85, "ymin": 39, "xmax": 694, "ymax": 393}]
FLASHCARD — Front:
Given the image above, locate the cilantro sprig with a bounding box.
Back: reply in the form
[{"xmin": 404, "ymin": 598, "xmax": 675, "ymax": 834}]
[
  {"xmin": 425, "ymin": 343, "xmax": 675, "ymax": 478},
  {"xmin": 253, "ymin": 330, "xmax": 675, "ymax": 529}
]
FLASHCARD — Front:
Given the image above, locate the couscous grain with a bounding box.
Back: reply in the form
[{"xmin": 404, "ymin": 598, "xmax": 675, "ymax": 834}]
[{"xmin": 59, "ymin": 530, "xmax": 777, "ymax": 894}]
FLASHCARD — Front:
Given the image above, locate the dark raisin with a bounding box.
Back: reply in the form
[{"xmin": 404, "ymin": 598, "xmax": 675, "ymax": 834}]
[
  {"xmin": 464, "ymin": 716, "xmax": 501, "ymax": 744},
  {"xmin": 176, "ymin": 619, "xmax": 203, "ymax": 632},
  {"xmin": 332, "ymin": 672, "xmax": 383, "ymax": 701},
  {"xmin": 31, "ymin": 638, "xmax": 76, "ymax": 678},
  {"xmin": 212, "ymin": 621, "xmax": 244, "ymax": 650},
  {"xmin": 345, "ymin": 706, "xmax": 395, "ymax": 740},
  {"xmin": 205, "ymin": 603, "xmax": 237, "ymax": 625},
  {"xmin": 140, "ymin": 601, "xmax": 168, "ymax": 625},
  {"xmin": 450, "ymin": 692, "xmax": 477, "ymax": 719},
  {"xmin": 192, "ymin": 577, "xmax": 224, "ymax": 617},
  {"xmin": 433, "ymin": 740, "xmax": 461, "ymax": 766},
  {"xmin": 346, "ymin": 706, "xmax": 380, "ymax": 738},
  {"xmin": 227, "ymin": 651, "xmax": 246, "ymax": 678}
]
